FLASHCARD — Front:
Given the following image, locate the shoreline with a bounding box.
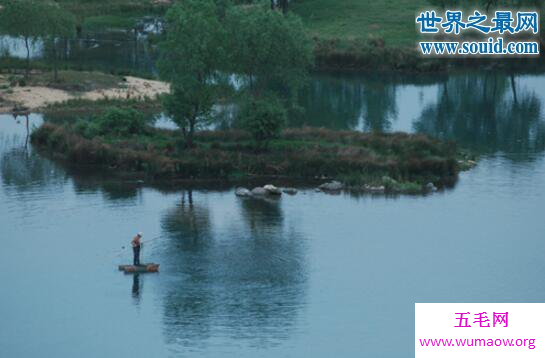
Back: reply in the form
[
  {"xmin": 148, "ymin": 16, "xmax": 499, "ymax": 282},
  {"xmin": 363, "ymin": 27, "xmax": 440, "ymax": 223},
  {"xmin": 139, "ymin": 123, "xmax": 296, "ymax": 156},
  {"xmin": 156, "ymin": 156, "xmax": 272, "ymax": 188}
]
[
  {"xmin": 313, "ymin": 43, "xmax": 545, "ymax": 73},
  {"xmin": 0, "ymin": 72, "xmax": 169, "ymax": 114}
]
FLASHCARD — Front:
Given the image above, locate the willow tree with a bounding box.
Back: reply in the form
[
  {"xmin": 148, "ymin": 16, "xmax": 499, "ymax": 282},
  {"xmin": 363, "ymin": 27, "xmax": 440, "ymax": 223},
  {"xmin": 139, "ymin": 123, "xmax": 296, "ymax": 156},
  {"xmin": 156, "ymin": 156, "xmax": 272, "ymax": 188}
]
[
  {"xmin": 226, "ymin": 4, "xmax": 312, "ymax": 102},
  {"xmin": 0, "ymin": 0, "xmax": 75, "ymax": 80},
  {"xmin": 157, "ymin": 0, "xmax": 226, "ymax": 147},
  {"xmin": 225, "ymin": 2, "xmax": 312, "ymax": 142},
  {"xmin": 0, "ymin": 0, "xmax": 45, "ymax": 77}
]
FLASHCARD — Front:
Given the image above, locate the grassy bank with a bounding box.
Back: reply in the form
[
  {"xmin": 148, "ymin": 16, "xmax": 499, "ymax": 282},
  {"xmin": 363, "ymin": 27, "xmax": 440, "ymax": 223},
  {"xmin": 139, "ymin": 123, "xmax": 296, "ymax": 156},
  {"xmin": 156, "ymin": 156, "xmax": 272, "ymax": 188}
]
[
  {"xmin": 0, "ymin": 56, "xmax": 155, "ymax": 80},
  {"xmin": 2, "ymin": 1, "xmax": 543, "ymax": 73},
  {"xmin": 56, "ymin": 0, "xmax": 168, "ymax": 32},
  {"xmin": 23, "ymin": 70, "xmax": 121, "ymax": 91},
  {"xmin": 0, "ymin": 70, "xmax": 123, "ymax": 91},
  {"xmin": 293, "ymin": 0, "xmax": 545, "ymax": 71},
  {"xmin": 30, "ymin": 120, "xmax": 467, "ymax": 193},
  {"xmin": 292, "ymin": 0, "xmax": 420, "ymax": 48},
  {"xmin": 43, "ymin": 98, "xmax": 162, "ymax": 118}
]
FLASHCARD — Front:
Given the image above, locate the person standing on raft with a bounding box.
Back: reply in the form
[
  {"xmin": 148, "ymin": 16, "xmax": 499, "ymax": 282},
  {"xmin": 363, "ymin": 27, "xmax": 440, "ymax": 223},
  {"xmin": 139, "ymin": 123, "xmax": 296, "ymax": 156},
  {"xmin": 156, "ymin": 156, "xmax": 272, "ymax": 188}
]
[{"xmin": 132, "ymin": 232, "xmax": 143, "ymax": 266}]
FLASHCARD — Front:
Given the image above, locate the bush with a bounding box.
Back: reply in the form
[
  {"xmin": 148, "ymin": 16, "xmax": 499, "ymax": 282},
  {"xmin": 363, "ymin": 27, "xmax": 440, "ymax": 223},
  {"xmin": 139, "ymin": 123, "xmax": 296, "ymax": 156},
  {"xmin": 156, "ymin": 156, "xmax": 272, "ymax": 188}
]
[
  {"xmin": 74, "ymin": 107, "xmax": 147, "ymax": 138},
  {"xmin": 74, "ymin": 119, "xmax": 100, "ymax": 139},
  {"xmin": 239, "ymin": 98, "xmax": 286, "ymax": 148},
  {"xmin": 97, "ymin": 107, "xmax": 147, "ymax": 136}
]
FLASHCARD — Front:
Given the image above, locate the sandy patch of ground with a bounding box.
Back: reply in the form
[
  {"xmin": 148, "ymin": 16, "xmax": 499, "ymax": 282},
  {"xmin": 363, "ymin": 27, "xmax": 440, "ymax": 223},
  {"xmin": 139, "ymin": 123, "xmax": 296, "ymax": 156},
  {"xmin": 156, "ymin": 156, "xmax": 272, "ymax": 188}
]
[{"xmin": 0, "ymin": 76, "xmax": 169, "ymax": 113}]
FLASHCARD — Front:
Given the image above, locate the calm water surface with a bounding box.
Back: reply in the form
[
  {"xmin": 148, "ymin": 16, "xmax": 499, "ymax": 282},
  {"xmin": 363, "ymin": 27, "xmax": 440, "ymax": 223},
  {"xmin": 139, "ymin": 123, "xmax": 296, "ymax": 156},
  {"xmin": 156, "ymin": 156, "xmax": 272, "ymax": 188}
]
[{"xmin": 1, "ymin": 56, "xmax": 545, "ymax": 357}]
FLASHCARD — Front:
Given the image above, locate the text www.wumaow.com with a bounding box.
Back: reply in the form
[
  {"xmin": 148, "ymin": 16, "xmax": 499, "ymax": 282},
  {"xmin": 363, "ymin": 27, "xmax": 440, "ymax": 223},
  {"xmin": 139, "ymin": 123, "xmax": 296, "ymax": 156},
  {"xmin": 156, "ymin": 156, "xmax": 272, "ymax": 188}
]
[{"xmin": 419, "ymin": 338, "xmax": 536, "ymax": 349}]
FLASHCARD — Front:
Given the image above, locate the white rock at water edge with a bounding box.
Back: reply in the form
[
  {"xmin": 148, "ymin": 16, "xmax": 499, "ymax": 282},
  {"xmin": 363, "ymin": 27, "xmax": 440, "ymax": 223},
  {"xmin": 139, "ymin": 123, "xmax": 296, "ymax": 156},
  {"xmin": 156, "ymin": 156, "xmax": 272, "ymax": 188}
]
[
  {"xmin": 235, "ymin": 188, "xmax": 252, "ymax": 197},
  {"xmin": 251, "ymin": 187, "xmax": 268, "ymax": 196},
  {"xmin": 264, "ymin": 184, "xmax": 282, "ymax": 195},
  {"xmin": 363, "ymin": 184, "xmax": 385, "ymax": 192},
  {"xmin": 425, "ymin": 182, "xmax": 438, "ymax": 192},
  {"xmin": 319, "ymin": 181, "xmax": 344, "ymax": 191}
]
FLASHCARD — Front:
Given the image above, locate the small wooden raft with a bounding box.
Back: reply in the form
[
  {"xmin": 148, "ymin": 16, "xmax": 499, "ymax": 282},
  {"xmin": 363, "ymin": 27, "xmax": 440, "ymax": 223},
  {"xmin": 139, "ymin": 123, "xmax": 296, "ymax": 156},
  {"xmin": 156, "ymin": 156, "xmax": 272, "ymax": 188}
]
[{"xmin": 118, "ymin": 264, "xmax": 160, "ymax": 273}]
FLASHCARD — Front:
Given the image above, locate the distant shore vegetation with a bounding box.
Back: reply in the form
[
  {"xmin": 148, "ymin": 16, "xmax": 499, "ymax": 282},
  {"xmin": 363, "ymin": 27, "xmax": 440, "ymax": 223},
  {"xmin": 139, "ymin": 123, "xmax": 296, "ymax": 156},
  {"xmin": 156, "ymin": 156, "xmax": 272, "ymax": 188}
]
[{"xmin": 0, "ymin": 0, "xmax": 543, "ymax": 73}]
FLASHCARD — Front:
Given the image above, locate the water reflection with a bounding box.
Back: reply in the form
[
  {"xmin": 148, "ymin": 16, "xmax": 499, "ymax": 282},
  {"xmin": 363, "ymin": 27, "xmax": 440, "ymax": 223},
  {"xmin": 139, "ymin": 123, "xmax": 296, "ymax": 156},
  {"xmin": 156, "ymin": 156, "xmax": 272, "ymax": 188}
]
[
  {"xmin": 70, "ymin": 177, "xmax": 143, "ymax": 204},
  {"xmin": 361, "ymin": 79, "xmax": 397, "ymax": 132},
  {"xmin": 298, "ymin": 72, "xmax": 545, "ymax": 154},
  {"xmin": 295, "ymin": 74, "xmax": 445, "ymax": 131},
  {"xmin": 0, "ymin": 115, "xmax": 64, "ymax": 193},
  {"xmin": 12, "ymin": 114, "xmax": 30, "ymax": 148},
  {"xmin": 239, "ymin": 196, "xmax": 283, "ymax": 233},
  {"xmin": 132, "ymin": 274, "xmax": 142, "ymax": 304},
  {"xmin": 45, "ymin": 34, "xmax": 157, "ymax": 75},
  {"xmin": 159, "ymin": 191, "xmax": 307, "ymax": 348},
  {"xmin": 414, "ymin": 72, "xmax": 545, "ymax": 155},
  {"xmin": 0, "ymin": 31, "xmax": 156, "ymax": 75},
  {"xmin": 162, "ymin": 190, "xmax": 212, "ymax": 245}
]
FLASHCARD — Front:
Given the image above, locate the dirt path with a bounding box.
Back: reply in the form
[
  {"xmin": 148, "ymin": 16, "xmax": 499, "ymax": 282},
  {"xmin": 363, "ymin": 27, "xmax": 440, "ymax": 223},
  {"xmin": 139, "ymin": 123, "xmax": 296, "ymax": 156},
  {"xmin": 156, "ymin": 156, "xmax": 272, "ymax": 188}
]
[{"xmin": 0, "ymin": 76, "xmax": 169, "ymax": 113}]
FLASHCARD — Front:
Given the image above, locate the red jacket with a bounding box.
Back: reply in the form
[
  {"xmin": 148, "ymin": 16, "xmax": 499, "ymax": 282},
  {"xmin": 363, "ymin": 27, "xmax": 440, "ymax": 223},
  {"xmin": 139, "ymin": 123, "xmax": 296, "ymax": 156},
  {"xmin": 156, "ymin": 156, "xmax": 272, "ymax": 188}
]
[{"xmin": 131, "ymin": 235, "xmax": 141, "ymax": 248}]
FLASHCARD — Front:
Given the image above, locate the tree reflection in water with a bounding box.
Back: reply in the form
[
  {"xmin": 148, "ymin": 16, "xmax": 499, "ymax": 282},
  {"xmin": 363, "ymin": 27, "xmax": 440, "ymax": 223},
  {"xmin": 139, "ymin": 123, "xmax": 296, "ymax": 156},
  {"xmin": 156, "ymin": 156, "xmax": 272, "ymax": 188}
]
[
  {"xmin": 414, "ymin": 72, "xmax": 545, "ymax": 156},
  {"xmin": 296, "ymin": 74, "xmax": 398, "ymax": 131},
  {"xmin": 0, "ymin": 115, "xmax": 65, "ymax": 192},
  {"xmin": 297, "ymin": 72, "xmax": 544, "ymax": 157},
  {"xmin": 159, "ymin": 191, "xmax": 307, "ymax": 349}
]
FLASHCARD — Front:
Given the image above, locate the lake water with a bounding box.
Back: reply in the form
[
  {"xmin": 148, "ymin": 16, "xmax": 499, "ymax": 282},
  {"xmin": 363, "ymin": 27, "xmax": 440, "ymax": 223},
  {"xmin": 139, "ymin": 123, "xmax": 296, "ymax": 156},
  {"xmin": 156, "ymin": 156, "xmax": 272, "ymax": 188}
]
[{"xmin": 1, "ymin": 68, "xmax": 545, "ymax": 357}]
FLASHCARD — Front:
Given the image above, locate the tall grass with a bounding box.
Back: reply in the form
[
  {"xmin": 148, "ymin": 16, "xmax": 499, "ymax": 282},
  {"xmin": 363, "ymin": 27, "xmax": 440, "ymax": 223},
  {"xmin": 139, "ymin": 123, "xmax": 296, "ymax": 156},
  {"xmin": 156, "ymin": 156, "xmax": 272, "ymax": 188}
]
[{"xmin": 31, "ymin": 123, "xmax": 460, "ymax": 186}]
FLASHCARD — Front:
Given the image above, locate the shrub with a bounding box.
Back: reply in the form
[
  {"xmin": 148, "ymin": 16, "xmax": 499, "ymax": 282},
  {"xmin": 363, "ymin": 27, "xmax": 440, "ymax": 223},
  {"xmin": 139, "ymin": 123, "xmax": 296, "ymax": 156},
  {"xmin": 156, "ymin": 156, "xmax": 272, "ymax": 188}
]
[
  {"xmin": 74, "ymin": 119, "xmax": 100, "ymax": 139},
  {"xmin": 97, "ymin": 107, "xmax": 147, "ymax": 136},
  {"xmin": 239, "ymin": 98, "xmax": 287, "ymax": 148},
  {"xmin": 74, "ymin": 107, "xmax": 147, "ymax": 139}
]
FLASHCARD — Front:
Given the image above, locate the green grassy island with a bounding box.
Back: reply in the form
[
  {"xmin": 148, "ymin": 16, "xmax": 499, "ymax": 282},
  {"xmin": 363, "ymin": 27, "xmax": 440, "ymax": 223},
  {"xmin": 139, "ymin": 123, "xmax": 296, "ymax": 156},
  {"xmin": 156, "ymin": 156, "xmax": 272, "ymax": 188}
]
[{"xmin": 30, "ymin": 107, "xmax": 474, "ymax": 194}]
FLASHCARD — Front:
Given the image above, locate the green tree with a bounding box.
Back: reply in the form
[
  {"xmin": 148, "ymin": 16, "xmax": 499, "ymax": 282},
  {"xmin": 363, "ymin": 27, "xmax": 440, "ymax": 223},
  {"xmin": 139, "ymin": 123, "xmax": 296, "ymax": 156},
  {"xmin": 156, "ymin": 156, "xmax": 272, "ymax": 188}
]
[
  {"xmin": 0, "ymin": 1, "xmax": 76, "ymax": 80},
  {"xmin": 226, "ymin": 2, "xmax": 311, "ymax": 148},
  {"xmin": 42, "ymin": 4, "xmax": 76, "ymax": 82},
  {"xmin": 427, "ymin": 0, "xmax": 543, "ymax": 10},
  {"xmin": 226, "ymin": 3, "xmax": 312, "ymax": 104},
  {"xmin": 240, "ymin": 97, "xmax": 286, "ymax": 148},
  {"xmin": 0, "ymin": 0, "xmax": 46, "ymax": 77},
  {"xmin": 157, "ymin": 0, "xmax": 226, "ymax": 147}
]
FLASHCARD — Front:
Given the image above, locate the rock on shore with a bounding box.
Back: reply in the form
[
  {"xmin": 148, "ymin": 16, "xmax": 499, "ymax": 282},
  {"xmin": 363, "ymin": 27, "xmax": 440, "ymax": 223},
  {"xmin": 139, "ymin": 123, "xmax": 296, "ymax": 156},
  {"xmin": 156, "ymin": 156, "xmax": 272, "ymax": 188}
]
[
  {"xmin": 264, "ymin": 184, "xmax": 282, "ymax": 195},
  {"xmin": 235, "ymin": 188, "xmax": 252, "ymax": 197},
  {"xmin": 363, "ymin": 184, "xmax": 385, "ymax": 193},
  {"xmin": 425, "ymin": 182, "xmax": 438, "ymax": 192},
  {"xmin": 319, "ymin": 181, "xmax": 343, "ymax": 191},
  {"xmin": 236, "ymin": 185, "xmax": 288, "ymax": 197},
  {"xmin": 251, "ymin": 187, "xmax": 268, "ymax": 196}
]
